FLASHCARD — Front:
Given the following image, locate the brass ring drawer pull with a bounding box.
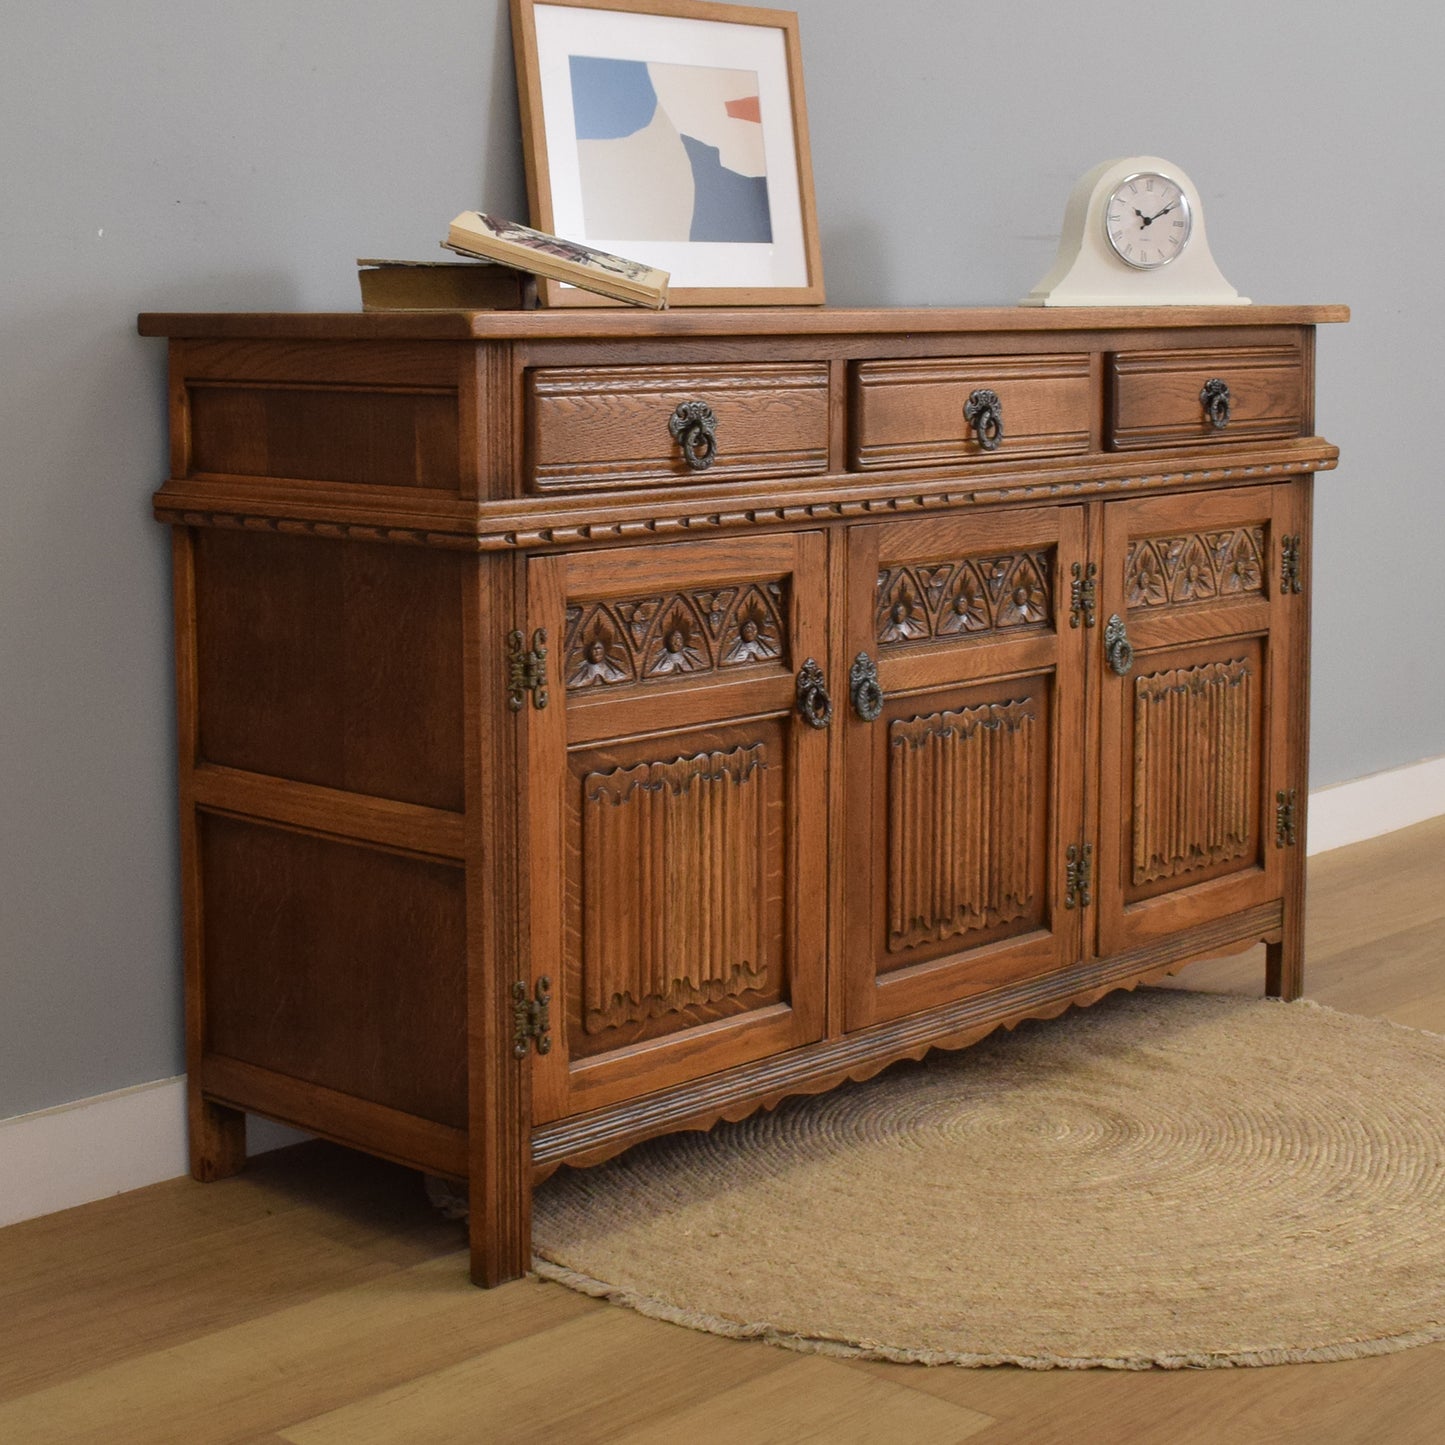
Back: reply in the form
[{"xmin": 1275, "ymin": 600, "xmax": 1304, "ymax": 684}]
[
  {"xmin": 964, "ymin": 388, "xmax": 1004, "ymax": 451},
  {"xmin": 1200, "ymin": 378, "xmax": 1231, "ymax": 430},
  {"xmin": 669, "ymin": 400, "xmax": 719, "ymax": 470}
]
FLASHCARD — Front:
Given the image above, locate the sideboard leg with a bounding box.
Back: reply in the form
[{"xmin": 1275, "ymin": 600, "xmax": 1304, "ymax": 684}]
[
  {"xmin": 188, "ymin": 1093, "xmax": 246, "ymax": 1181},
  {"xmin": 468, "ymin": 997, "xmax": 531, "ymax": 1287},
  {"xmin": 1267, "ymin": 474, "xmax": 1312, "ymax": 1008},
  {"xmin": 468, "ymin": 1161, "xmax": 531, "ymax": 1288},
  {"xmin": 465, "ymin": 552, "xmax": 533, "ymax": 1288},
  {"xmin": 1265, "ymin": 935, "xmax": 1303, "ymax": 1001}
]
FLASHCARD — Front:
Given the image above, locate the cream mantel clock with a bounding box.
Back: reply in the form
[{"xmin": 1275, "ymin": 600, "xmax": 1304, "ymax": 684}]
[{"xmin": 1022, "ymin": 156, "xmax": 1249, "ymax": 306}]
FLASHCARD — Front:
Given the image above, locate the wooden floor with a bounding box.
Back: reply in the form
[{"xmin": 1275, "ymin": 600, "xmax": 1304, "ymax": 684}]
[{"xmin": 4, "ymin": 816, "xmax": 1444, "ymax": 1445}]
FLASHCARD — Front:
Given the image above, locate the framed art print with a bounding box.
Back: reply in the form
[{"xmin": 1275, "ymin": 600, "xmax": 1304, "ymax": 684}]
[{"xmin": 511, "ymin": 0, "xmax": 824, "ymax": 306}]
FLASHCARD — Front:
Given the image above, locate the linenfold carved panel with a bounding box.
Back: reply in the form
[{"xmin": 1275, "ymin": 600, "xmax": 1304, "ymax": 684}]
[
  {"xmin": 580, "ymin": 745, "xmax": 769, "ymax": 1033},
  {"xmin": 1125, "ymin": 527, "xmax": 1266, "ymax": 611},
  {"xmin": 877, "ymin": 550, "xmax": 1053, "ymax": 647},
  {"xmin": 887, "ymin": 699, "xmax": 1037, "ymax": 951},
  {"xmin": 566, "ymin": 582, "xmax": 786, "ymax": 690},
  {"xmin": 1133, "ymin": 659, "xmax": 1254, "ymax": 886}
]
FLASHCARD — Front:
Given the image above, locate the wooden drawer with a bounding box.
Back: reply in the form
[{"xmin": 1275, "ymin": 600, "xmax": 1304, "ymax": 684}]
[
  {"xmin": 1107, "ymin": 345, "xmax": 1305, "ymax": 450},
  {"xmin": 850, "ymin": 353, "xmax": 1092, "ymax": 470},
  {"xmin": 525, "ymin": 362, "xmax": 830, "ymax": 491}
]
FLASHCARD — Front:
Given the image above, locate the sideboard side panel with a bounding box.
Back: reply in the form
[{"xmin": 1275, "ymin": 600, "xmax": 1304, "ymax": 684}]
[{"xmin": 193, "ymin": 530, "xmax": 465, "ymax": 811}]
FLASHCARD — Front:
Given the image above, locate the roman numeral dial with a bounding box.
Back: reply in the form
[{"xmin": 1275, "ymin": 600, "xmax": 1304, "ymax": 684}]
[{"xmin": 1104, "ymin": 171, "xmax": 1194, "ymax": 270}]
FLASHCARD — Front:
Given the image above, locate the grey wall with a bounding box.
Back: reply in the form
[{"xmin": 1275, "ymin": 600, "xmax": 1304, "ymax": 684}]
[{"xmin": 2, "ymin": 0, "xmax": 1440, "ymax": 1119}]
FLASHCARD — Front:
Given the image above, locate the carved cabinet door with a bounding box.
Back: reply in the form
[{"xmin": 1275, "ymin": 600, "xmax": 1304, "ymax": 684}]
[
  {"xmin": 1095, "ymin": 483, "xmax": 1303, "ymax": 956},
  {"xmin": 523, "ymin": 532, "xmax": 829, "ymax": 1123},
  {"xmin": 842, "ymin": 506, "xmax": 1087, "ymax": 1030}
]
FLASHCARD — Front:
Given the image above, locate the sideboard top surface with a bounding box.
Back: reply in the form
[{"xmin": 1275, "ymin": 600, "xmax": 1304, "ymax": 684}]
[{"xmin": 137, "ymin": 303, "xmax": 1350, "ymax": 343}]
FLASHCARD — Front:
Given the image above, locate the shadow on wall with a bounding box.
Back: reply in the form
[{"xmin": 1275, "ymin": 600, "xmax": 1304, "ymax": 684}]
[{"xmin": 814, "ymin": 222, "xmax": 888, "ymax": 308}]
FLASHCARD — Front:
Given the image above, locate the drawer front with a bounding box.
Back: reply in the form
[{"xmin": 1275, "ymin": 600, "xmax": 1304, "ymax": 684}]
[
  {"xmin": 850, "ymin": 353, "xmax": 1092, "ymax": 470},
  {"xmin": 525, "ymin": 362, "xmax": 830, "ymax": 491},
  {"xmin": 1107, "ymin": 346, "xmax": 1305, "ymax": 450}
]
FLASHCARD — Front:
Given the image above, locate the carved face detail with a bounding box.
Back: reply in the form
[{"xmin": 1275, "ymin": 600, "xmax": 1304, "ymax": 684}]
[
  {"xmin": 725, "ymin": 589, "xmax": 782, "ymax": 664},
  {"xmin": 1174, "ymin": 539, "xmax": 1217, "ymax": 602},
  {"xmin": 567, "ymin": 607, "xmax": 632, "ymax": 688},
  {"xmin": 877, "ymin": 572, "xmax": 929, "ymax": 643},
  {"xmin": 1218, "ymin": 530, "xmax": 1264, "ymax": 594},
  {"xmin": 1126, "ymin": 542, "xmax": 1169, "ymax": 608},
  {"xmin": 939, "ymin": 564, "xmax": 989, "ymax": 634},
  {"xmin": 996, "ymin": 558, "xmax": 1049, "ymax": 627},
  {"xmin": 647, "ymin": 602, "xmax": 708, "ymax": 675}
]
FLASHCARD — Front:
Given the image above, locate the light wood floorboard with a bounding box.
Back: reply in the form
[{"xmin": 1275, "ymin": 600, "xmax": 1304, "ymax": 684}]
[{"xmin": 2, "ymin": 816, "xmax": 1442, "ymax": 1443}]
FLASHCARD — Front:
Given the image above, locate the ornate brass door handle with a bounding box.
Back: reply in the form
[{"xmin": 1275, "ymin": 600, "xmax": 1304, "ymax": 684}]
[
  {"xmin": 850, "ymin": 652, "xmax": 885, "ymax": 722},
  {"xmin": 1104, "ymin": 613, "xmax": 1134, "ymax": 676},
  {"xmin": 796, "ymin": 658, "xmax": 833, "ymax": 728}
]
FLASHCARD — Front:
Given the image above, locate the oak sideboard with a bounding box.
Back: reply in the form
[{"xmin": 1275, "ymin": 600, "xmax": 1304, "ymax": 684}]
[{"xmin": 140, "ymin": 303, "xmax": 1346, "ymax": 1285}]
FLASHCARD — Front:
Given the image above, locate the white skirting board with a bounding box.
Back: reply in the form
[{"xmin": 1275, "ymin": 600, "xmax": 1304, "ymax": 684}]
[
  {"xmin": 1305, "ymin": 753, "xmax": 1445, "ymax": 857},
  {"xmin": 3, "ymin": 753, "xmax": 1442, "ymax": 1232},
  {"xmin": 0, "ymin": 1077, "xmax": 306, "ymax": 1231}
]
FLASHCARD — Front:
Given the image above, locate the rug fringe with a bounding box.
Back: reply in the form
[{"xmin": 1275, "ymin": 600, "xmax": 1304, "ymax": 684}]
[
  {"xmin": 531, "ymin": 1257, "xmax": 1445, "ymax": 1372},
  {"xmin": 1285, "ymin": 994, "xmax": 1445, "ymax": 1044}
]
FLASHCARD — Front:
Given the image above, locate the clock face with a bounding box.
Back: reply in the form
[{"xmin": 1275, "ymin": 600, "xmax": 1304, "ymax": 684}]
[{"xmin": 1104, "ymin": 172, "xmax": 1194, "ymax": 269}]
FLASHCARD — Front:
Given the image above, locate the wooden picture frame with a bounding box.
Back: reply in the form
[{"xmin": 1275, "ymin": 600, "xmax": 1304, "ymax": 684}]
[{"xmin": 510, "ymin": 0, "xmax": 824, "ymax": 307}]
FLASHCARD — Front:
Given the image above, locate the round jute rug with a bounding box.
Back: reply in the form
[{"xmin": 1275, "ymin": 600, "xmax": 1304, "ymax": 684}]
[{"xmin": 531, "ymin": 989, "xmax": 1445, "ymax": 1370}]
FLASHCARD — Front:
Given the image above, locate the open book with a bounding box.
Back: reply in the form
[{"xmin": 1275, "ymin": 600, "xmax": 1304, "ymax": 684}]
[{"xmin": 444, "ymin": 212, "xmax": 668, "ymax": 310}]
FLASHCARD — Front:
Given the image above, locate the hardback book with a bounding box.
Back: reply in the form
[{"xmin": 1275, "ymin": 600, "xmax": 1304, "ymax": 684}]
[
  {"xmin": 357, "ymin": 258, "xmax": 538, "ymax": 311},
  {"xmin": 443, "ymin": 212, "xmax": 669, "ymax": 310}
]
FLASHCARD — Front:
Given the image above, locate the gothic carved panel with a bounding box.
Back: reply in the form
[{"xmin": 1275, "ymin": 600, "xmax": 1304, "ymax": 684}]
[
  {"xmin": 1133, "ymin": 659, "xmax": 1254, "ymax": 886},
  {"xmin": 886, "ymin": 699, "xmax": 1037, "ymax": 951},
  {"xmin": 580, "ymin": 745, "xmax": 770, "ymax": 1032},
  {"xmin": 565, "ymin": 582, "xmax": 786, "ymax": 691},
  {"xmin": 877, "ymin": 550, "xmax": 1053, "ymax": 647},
  {"xmin": 1125, "ymin": 527, "xmax": 1266, "ymax": 611}
]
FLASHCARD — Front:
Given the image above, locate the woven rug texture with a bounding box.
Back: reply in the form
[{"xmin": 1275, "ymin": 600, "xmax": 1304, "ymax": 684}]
[{"xmin": 532, "ymin": 989, "xmax": 1445, "ymax": 1369}]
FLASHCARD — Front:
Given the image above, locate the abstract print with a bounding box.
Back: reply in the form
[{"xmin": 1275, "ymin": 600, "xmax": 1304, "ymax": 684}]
[{"xmin": 568, "ymin": 56, "xmax": 772, "ymax": 243}]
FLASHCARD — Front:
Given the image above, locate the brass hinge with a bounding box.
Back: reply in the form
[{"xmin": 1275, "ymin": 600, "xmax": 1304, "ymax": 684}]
[
  {"xmin": 1280, "ymin": 535, "xmax": 1303, "ymax": 595},
  {"xmin": 507, "ymin": 628, "xmax": 549, "ymax": 711},
  {"xmin": 512, "ymin": 976, "xmax": 553, "ymax": 1058},
  {"xmin": 1070, "ymin": 562, "xmax": 1098, "ymax": 629},
  {"xmin": 1275, "ymin": 788, "xmax": 1299, "ymax": 848},
  {"xmin": 1064, "ymin": 842, "xmax": 1094, "ymax": 909}
]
